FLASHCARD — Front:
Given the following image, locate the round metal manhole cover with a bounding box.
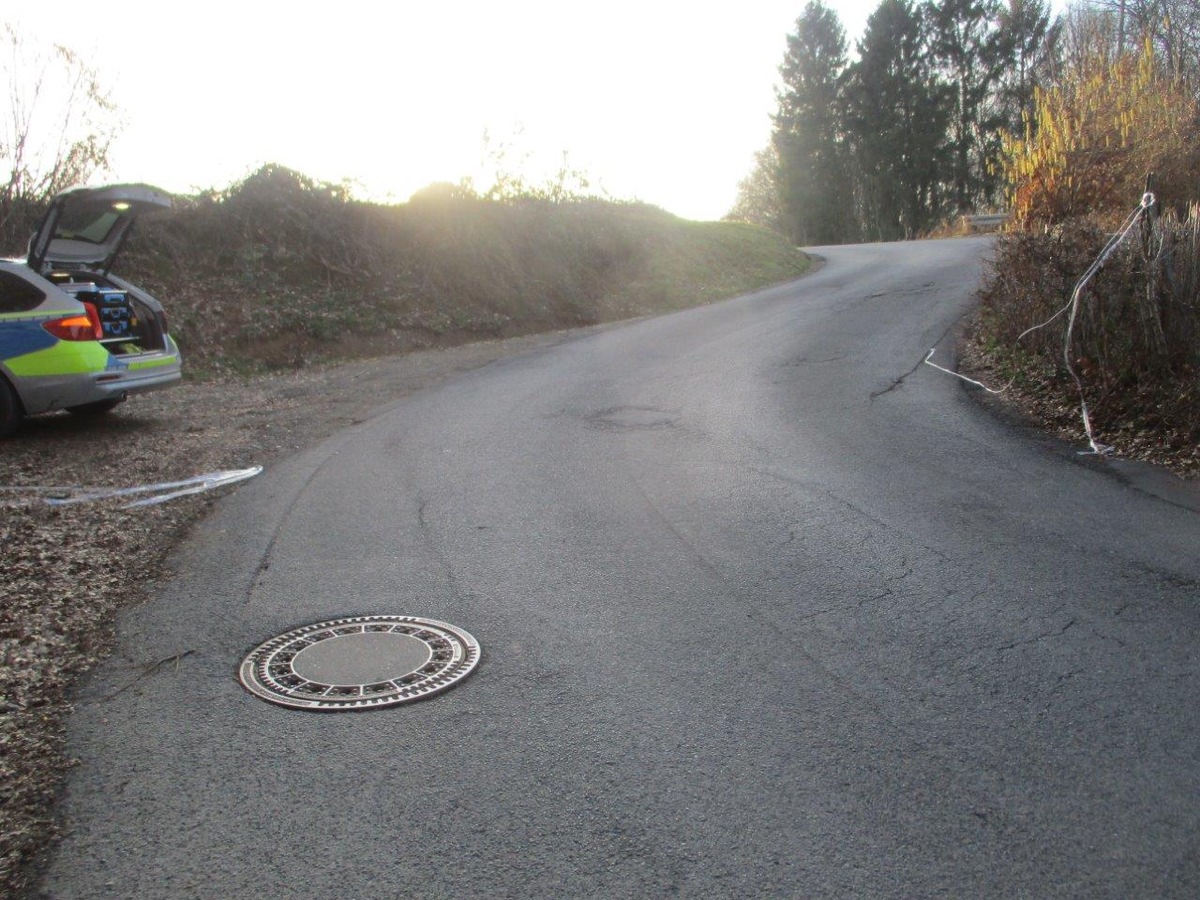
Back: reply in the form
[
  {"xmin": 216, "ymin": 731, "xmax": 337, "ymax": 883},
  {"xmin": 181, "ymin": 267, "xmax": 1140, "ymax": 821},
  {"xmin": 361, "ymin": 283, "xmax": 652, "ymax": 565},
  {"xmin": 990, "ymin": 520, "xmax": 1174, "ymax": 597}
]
[{"xmin": 238, "ymin": 615, "xmax": 480, "ymax": 711}]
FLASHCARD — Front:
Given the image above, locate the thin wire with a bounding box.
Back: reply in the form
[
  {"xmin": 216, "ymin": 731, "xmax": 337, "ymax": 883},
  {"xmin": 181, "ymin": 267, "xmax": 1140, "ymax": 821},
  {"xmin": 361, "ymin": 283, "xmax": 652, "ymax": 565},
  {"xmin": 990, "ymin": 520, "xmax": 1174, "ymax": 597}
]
[
  {"xmin": 1061, "ymin": 193, "xmax": 1154, "ymax": 454},
  {"xmin": 923, "ymin": 348, "xmax": 1007, "ymax": 393}
]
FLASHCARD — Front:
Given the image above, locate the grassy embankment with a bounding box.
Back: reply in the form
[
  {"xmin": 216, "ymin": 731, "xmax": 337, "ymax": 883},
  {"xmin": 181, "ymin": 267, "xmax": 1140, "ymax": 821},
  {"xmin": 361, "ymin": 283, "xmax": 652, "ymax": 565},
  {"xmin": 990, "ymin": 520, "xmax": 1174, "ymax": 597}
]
[{"xmin": 122, "ymin": 166, "xmax": 812, "ymax": 375}]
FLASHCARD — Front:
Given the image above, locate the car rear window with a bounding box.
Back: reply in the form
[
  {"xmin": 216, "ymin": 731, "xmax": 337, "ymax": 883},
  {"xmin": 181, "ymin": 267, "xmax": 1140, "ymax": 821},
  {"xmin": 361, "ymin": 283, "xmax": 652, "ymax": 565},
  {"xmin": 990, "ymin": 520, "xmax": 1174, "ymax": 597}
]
[
  {"xmin": 0, "ymin": 271, "xmax": 46, "ymax": 312},
  {"xmin": 54, "ymin": 209, "xmax": 121, "ymax": 244}
]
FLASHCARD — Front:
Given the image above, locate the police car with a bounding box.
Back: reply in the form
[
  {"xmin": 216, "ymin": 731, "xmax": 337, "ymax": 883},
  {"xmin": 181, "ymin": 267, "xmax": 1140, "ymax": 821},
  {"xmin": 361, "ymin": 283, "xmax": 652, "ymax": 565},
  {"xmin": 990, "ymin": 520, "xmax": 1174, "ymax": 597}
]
[{"xmin": 0, "ymin": 184, "xmax": 182, "ymax": 435}]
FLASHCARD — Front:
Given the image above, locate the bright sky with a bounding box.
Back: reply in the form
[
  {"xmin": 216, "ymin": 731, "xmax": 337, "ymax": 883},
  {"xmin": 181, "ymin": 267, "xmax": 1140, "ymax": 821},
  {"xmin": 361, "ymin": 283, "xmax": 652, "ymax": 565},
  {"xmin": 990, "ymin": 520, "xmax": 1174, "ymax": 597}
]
[{"xmin": 6, "ymin": 2, "xmax": 893, "ymax": 221}]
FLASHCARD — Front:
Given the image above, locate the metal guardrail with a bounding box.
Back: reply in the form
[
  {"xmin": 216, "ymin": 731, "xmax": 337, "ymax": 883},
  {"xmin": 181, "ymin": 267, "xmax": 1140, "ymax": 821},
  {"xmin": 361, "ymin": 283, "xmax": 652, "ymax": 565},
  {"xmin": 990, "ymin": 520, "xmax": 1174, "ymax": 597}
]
[{"xmin": 961, "ymin": 213, "xmax": 1009, "ymax": 232}]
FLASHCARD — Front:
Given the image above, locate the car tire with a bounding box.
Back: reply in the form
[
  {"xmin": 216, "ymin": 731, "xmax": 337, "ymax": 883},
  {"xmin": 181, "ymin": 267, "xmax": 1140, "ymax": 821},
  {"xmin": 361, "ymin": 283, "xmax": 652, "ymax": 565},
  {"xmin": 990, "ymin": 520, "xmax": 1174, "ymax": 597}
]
[
  {"xmin": 0, "ymin": 376, "xmax": 22, "ymax": 436},
  {"xmin": 65, "ymin": 399, "xmax": 124, "ymax": 417}
]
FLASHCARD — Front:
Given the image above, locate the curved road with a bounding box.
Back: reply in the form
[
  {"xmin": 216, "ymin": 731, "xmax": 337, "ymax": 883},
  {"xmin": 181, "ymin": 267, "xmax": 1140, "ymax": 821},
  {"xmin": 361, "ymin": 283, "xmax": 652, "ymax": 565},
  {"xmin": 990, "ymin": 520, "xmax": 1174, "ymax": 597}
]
[{"xmin": 43, "ymin": 238, "xmax": 1200, "ymax": 898}]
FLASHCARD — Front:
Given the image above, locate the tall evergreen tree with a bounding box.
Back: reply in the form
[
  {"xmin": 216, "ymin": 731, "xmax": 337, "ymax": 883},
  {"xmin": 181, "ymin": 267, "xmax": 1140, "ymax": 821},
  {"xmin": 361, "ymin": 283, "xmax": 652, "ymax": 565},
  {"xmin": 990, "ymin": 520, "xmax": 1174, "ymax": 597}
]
[
  {"xmin": 845, "ymin": 0, "xmax": 949, "ymax": 239},
  {"xmin": 930, "ymin": 0, "xmax": 1008, "ymax": 211},
  {"xmin": 744, "ymin": 0, "xmax": 1068, "ymax": 242},
  {"xmin": 995, "ymin": 0, "xmax": 1060, "ymax": 142},
  {"xmin": 772, "ymin": 1, "xmax": 853, "ymax": 245}
]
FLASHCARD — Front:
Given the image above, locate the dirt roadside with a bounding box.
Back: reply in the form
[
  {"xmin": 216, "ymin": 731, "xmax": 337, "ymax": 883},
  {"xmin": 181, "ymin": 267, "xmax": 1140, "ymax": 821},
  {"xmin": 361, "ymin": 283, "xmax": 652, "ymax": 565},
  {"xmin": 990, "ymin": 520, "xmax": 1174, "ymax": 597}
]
[{"xmin": 0, "ymin": 326, "xmax": 604, "ymax": 896}]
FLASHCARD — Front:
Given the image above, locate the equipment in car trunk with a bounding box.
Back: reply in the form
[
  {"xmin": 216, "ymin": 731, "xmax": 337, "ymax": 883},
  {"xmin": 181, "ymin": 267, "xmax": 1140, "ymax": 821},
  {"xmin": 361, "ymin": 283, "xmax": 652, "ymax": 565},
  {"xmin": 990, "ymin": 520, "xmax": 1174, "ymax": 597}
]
[{"xmin": 78, "ymin": 288, "xmax": 135, "ymax": 340}]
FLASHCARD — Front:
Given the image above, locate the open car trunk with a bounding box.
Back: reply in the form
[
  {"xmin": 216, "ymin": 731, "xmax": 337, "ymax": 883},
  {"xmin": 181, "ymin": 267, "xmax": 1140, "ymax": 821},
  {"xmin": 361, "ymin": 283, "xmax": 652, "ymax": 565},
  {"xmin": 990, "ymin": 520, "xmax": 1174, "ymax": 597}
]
[
  {"xmin": 29, "ymin": 184, "xmax": 174, "ymax": 355},
  {"xmin": 49, "ymin": 273, "xmax": 172, "ymax": 355},
  {"xmin": 27, "ymin": 184, "xmax": 173, "ymax": 275}
]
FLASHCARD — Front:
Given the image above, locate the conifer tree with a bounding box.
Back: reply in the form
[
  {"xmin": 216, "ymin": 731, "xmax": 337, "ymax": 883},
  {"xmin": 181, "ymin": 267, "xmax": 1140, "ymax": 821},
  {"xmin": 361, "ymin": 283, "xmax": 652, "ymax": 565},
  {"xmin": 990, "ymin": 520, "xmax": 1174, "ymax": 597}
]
[
  {"xmin": 845, "ymin": 0, "xmax": 949, "ymax": 239},
  {"xmin": 772, "ymin": 1, "xmax": 853, "ymax": 245},
  {"xmin": 997, "ymin": 0, "xmax": 1060, "ymax": 125},
  {"xmin": 929, "ymin": 0, "xmax": 1008, "ymax": 210}
]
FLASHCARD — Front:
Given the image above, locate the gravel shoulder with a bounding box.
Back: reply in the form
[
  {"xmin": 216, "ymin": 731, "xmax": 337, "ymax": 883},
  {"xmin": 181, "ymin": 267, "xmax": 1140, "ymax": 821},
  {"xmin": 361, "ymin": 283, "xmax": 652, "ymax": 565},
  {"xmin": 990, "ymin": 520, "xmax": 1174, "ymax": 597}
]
[{"xmin": 0, "ymin": 326, "xmax": 603, "ymax": 896}]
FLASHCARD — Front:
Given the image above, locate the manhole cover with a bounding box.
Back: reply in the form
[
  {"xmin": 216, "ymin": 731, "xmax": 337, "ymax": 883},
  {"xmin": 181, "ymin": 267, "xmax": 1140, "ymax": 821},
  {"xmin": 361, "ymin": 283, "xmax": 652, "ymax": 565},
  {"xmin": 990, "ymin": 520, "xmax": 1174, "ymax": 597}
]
[{"xmin": 238, "ymin": 615, "xmax": 480, "ymax": 711}]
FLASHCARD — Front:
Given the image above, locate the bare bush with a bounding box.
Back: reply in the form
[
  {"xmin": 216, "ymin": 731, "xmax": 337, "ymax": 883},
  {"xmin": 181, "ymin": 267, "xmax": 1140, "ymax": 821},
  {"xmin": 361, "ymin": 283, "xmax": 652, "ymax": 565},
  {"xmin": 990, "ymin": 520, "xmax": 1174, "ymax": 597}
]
[
  {"xmin": 978, "ymin": 210, "xmax": 1200, "ymax": 453},
  {"xmin": 0, "ymin": 24, "xmax": 118, "ymax": 252}
]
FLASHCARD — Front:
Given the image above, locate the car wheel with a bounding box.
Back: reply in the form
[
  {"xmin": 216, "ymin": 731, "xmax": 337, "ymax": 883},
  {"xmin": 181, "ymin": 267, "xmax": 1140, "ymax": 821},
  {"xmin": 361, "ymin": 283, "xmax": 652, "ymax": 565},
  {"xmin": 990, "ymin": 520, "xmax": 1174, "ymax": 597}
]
[
  {"xmin": 65, "ymin": 399, "xmax": 124, "ymax": 417},
  {"xmin": 0, "ymin": 376, "xmax": 22, "ymax": 436}
]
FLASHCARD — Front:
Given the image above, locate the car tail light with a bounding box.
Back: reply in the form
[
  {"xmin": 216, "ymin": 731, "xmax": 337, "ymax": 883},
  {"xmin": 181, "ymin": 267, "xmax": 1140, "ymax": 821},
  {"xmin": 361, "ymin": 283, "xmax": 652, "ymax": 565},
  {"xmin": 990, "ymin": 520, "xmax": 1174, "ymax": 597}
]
[{"xmin": 43, "ymin": 302, "xmax": 104, "ymax": 341}]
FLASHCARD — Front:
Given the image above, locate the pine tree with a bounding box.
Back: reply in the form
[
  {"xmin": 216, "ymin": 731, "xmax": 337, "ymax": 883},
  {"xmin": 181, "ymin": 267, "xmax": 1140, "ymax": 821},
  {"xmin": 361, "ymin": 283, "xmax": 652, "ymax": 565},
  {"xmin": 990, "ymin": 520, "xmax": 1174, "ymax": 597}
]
[
  {"xmin": 995, "ymin": 0, "xmax": 1060, "ymax": 144},
  {"xmin": 772, "ymin": 1, "xmax": 853, "ymax": 245},
  {"xmin": 845, "ymin": 0, "xmax": 949, "ymax": 239},
  {"xmin": 929, "ymin": 0, "xmax": 1008, "ymax": 211}
]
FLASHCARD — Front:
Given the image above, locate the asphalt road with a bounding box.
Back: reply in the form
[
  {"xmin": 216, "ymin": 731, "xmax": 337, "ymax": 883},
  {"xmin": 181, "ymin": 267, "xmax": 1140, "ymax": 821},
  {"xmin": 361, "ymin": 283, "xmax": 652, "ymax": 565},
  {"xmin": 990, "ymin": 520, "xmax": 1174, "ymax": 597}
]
[{"xmin": 41, "ymin": 237, "xmax": 1200, "ymax": 898}]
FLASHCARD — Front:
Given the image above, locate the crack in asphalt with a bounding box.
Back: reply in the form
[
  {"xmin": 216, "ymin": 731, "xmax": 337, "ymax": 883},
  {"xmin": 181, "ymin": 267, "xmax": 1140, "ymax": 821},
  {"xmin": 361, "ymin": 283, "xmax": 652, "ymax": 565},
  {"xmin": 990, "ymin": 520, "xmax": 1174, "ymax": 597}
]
[
  {"xmin": 415, "ymin": 494, "xmax": 469, "ymax": 603},
  {"xmin": 996, "ymin": 618, "xmax": 1077, "ymax": 652},
  {"xmin": 860, "ymin": 564, "xmax": 914, "ymax": 608},
  {"xmin": 868, "ymin": 313, "xmax": 969, "ymax": 401},
  {"xmin": 246, "ymin": 439, "xmax": 350, "ymax": 603},
  {"xmin": 101, "ymin": 650, "xmax": 196, "ymax": 702},
  {"xmin": 869, "ymin": 354, "xmax": 927, "ymax": 400}
]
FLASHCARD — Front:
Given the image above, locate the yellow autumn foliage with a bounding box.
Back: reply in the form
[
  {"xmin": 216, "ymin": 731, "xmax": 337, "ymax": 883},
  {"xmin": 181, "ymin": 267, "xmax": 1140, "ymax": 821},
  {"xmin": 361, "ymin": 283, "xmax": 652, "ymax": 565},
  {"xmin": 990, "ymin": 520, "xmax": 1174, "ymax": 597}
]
[{"xmin": 1001, "ymin": 38, "xmax": 1200, "ymax": 228}]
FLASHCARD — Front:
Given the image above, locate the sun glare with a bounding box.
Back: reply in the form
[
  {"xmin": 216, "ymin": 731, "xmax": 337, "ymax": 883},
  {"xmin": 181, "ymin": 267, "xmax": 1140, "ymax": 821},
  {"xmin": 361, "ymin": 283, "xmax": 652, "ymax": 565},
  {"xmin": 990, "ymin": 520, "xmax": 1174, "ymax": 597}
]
[{"xmin": 6, "ymin": 2, "xmax": 892, "ymax": 220}]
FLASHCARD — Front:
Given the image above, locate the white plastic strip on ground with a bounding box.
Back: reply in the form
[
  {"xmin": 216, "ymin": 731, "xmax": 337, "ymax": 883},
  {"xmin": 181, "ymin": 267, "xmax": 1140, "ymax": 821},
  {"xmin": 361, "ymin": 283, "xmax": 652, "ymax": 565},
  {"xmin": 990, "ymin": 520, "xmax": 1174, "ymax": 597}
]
[
  {"xmin": 924, "ymin": 193, "xmax": 1156, "ymax": 455},
  {"xmin": 0, "ymin": 466, "xmax": 263, "ymax": 509},
  {"xmin": 922, "ymin": 348, "xmax": 1008, "ymax": 393}
]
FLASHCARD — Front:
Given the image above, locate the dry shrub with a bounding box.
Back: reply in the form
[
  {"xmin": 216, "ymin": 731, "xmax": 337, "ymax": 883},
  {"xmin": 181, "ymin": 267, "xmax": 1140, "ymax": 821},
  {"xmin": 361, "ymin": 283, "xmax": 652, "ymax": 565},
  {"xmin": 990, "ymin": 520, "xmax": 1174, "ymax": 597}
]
[
  {"xmin": 985, "ymin": 30, "xmax": 1200, "ymax": 467},
  {"xmin": 1001, "ymin": 38, "xmax": 1200, "ymax": 228},
  {"xmin": 135, "ymin": 165, "xmax": 377, "ymax": 283},
  {"xmin": 978, "ymin": 211, "xmax": 1200, "ymax": 449}
]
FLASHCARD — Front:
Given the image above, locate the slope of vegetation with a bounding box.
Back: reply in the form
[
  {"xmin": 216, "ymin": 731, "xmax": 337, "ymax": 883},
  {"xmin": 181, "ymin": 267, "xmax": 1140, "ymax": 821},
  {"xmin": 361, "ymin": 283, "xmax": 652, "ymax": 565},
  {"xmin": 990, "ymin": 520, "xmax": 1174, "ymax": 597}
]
[
  {"xmin": 971, "ymin": 27, "xmax": 1199, "ymax": 475},
  {"xmin": 119, "ymin": 166, "xmax": 811, "ymax": 375}
]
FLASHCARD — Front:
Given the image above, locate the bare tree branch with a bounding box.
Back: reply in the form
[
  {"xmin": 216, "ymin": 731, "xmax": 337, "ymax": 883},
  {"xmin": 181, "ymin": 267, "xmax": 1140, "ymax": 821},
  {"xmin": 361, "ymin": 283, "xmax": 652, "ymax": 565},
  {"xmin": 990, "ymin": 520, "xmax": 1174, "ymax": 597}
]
[{"xmin": 0, "ymin": 24, "xmax": 119, "ymax": 250}]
